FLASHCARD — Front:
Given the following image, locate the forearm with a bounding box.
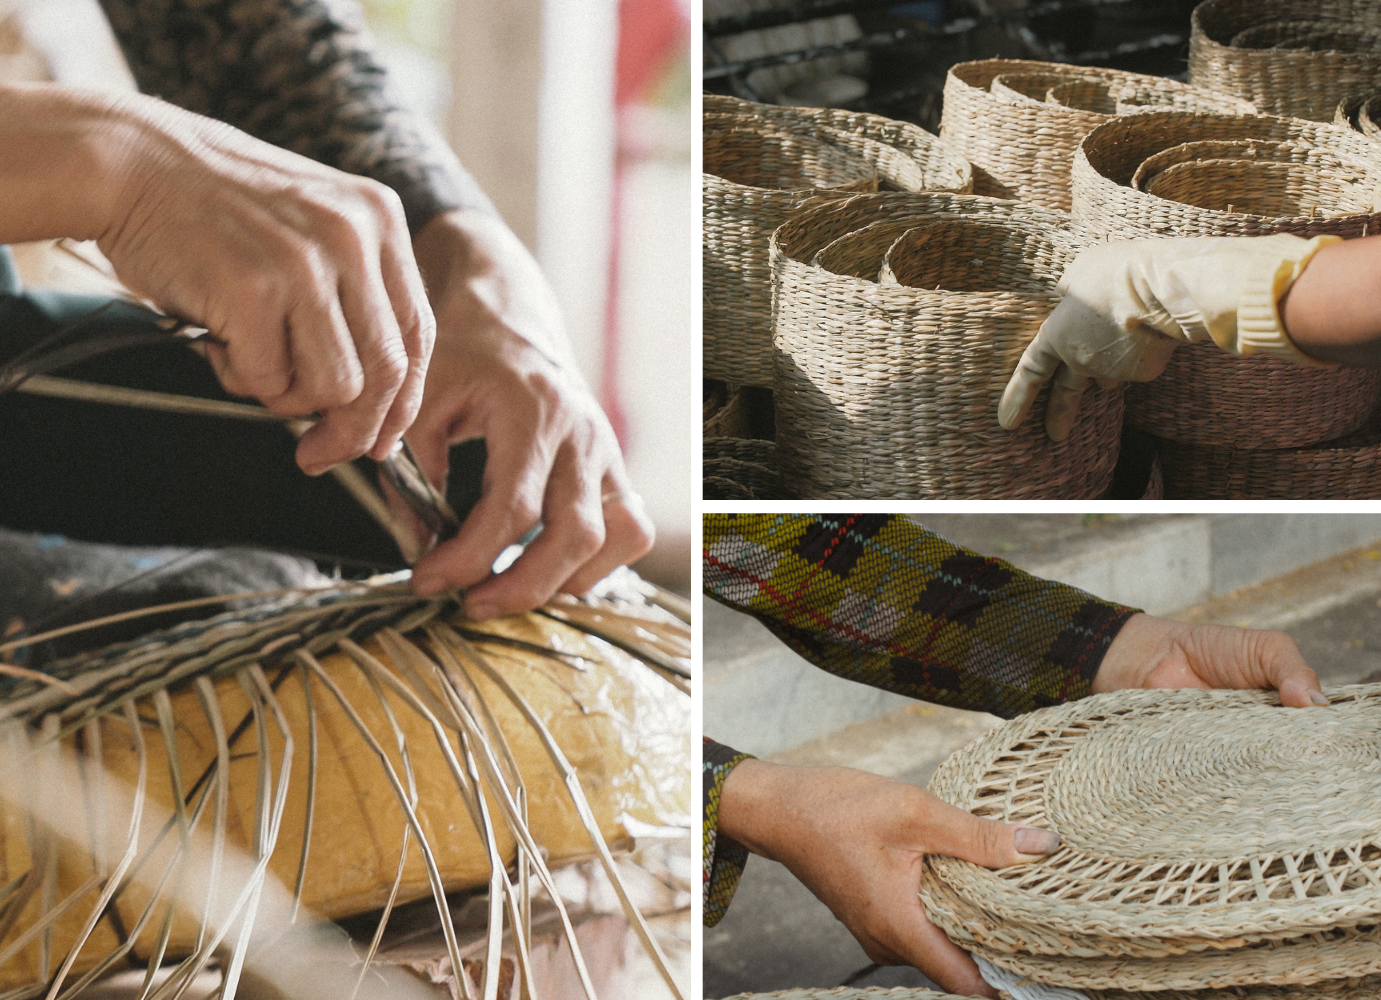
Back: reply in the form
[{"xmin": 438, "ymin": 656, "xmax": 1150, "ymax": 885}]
[
  {"xmin": 0, "ymin": 83, "xmax": 130, "ymax": 245},
  {"xmin": 1281, "ymin": 235, "xmax": 1381, "ymax": 366},
  {"xmin": 97, "ymin": 0, "xmax": 494, "ymax": 232}
]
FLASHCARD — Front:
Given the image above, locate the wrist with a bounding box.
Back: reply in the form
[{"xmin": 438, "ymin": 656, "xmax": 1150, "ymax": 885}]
[
  {"xmin": 1091, "ymin": 612, "xmax": 1189, "ymax": 693},
  {"xmin": 718, "ymin": 758, "xmax": 800, "ymax": 860}
]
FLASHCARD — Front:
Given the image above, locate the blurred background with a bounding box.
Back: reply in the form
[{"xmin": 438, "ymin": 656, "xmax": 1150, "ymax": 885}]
[{"xmin": 0, "ymin": 0, "xmax": 692, "ymax": 592}]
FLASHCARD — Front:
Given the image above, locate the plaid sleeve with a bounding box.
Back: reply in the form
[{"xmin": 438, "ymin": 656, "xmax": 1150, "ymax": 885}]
[
  {"xmin": 704, "ymin": 514, "xmax": 1138, "ymax": 720},
  {"xmin": 703, "ymin": 737, "xmax": 753, "ymax": 927}
]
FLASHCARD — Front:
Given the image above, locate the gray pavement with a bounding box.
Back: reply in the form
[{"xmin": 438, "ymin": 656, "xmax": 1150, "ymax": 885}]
[{"xmin": 703, "ymin": 518, "xmax": 1381, "ymax": 1000}]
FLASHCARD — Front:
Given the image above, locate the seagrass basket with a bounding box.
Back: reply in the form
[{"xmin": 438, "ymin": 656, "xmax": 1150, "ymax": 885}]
[
  {"xmin": 1072, "ymin": 110, "xmax": 1381, "ymax": 449},
  {"xmin": 937, "ymin": 59, "xmax": 1253, "ymax": 211},
  {"xmin": 920, "ymin": 684, "xmax": 1381, "ymax": 992},
  {"xmin": 1337, "ymin": 91, "xmax": 1381, "ymax": 139},
  {"xmin": 703, "ymin": 94, "xmax": 972, "ymax": 388},
  {"xmin": 719, "ymin": 991, "xmax": 968, "ymax": 1000},
  {"xmin": 770, "ymin": 191, "xmax": 1122, "ymax": 500},
  {"xmin": 703, "ymin": 436, "xmax": 791, "ymax": 500},
  {"xmin": 1189, "ymin": 0, "xmax": 1381, "ymax": 121}
]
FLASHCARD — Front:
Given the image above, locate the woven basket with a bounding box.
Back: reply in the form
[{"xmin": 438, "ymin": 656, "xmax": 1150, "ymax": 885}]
[
  {"xmin": 920, "ymin": 684, "xmax": 1381, "ymax": 990},
  {"xmin": 1154, "ymin": 417, "xmax": 1381, "ymax": 498},
  {"xmin": 1337, "ymin": 91, "xmax": 1381, "ymax": 140},
  {"xmin": 703, "ymin": 94, "xmax": 972, "ymax": 388},
  {"xmin": 938, "ymin": 59, "xmax": 1253, "ymax": 211},
  {"xmin": 1189, "ymin": 0, "xmax": 1381, "ymax": 121},
  {"xmin": 719, "ymin": 991, "xmax": 969, "ymax": 1000},
  {"xmin": 1073, "ymin": 110, "xmax": 1381, "ymax": 448},
  {"xmin": 1141, "ymin": 158, "xmax": 1378, "ymax": 217},
  {"xmin": 1089, "ymin": 981, "xmax": 1381, "ymax": 1000},
  {"xmin": 770, "ymin": 191, "xmax": 1123, "ymax": 500},
  {"xmin": 1230, "ymin": 20, "xmax": 1381, "ymax": 52},
  {"xmin": 703, "ymin": 436, "xmax": 792, "ymax": 500}
]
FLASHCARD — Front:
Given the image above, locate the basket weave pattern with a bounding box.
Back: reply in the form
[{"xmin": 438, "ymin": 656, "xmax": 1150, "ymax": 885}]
[
  {"xmin": 938, "ymin": 58, "xmax": 1253, "ymax": 211},
  {"xmin": 703, "ymin": 95, "xmax": 971, "ymax": 387},
  {"xmin": 921, "ymin": 684, "xmax": 1381, "ymax": 990},
  {"xmin": 1072, "ymin": 110, "xmax": 1381, "ymax": 451},
  {"xmin": 770, "ymin": 192, "xmax": 1123, "ymax": 500},
  {"xmin": 1189, "ymin": 0, "xmax": 1381, "ymax": 121}
]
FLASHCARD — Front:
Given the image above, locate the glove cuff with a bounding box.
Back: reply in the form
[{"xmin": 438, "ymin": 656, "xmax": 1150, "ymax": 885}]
[{"xmin": 1237, "ymin": 234, "xmax": 1341, "ymax": 367}]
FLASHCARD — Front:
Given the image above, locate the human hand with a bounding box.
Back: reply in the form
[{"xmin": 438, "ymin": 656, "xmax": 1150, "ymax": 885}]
[
  {"xmin": 93, "ymin": 91, "xmax": 434, "ymax": 474},
  {"xmin": 1093, "ymin": 613, "xmax": 1327, "ymax": 707},
  {"xmin": 402, "ymin": 210, "xmax": 653, "ymax": 616},
  {"xmin": 717, "ymin": 758, "xmax": 1060, "ymax": 999},
  {"xmin": 998, "ymin": 235, "xmax": 1333, "ymax": 441}
]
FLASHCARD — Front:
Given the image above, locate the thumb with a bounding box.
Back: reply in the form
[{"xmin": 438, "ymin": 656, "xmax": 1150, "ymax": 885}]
[
  {"xmin": 1253, "ymin": 631, "xmax": 1327, "ymax": 709},
  {"xmin": 921, "ymin": 794, "xmax": 1061, "ymax": 869}
]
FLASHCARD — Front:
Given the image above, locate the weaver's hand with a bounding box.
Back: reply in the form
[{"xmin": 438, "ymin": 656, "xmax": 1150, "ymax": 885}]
[
  {"xmin": 998, "ymin": 235, "xmax": 1337, "ymax": 441},
  {"xmin": 717, "ymin": 758, "xmax": 1061, "ymax": 999},
  {"xmin": 87, "ymin": 90, "xmax": 434, "ymax": 475},
  {"xmin": 1093, "ymin": 613, "xmax": 1327, "ymax": 707},
  {"xmin": 403, "ymin": 210, "xmax": 653, "ymax": 617}
]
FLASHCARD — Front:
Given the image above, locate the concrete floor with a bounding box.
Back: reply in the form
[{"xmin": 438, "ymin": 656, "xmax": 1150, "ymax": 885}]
[{"xmin": 703, "ymin": 541, "xmax": 1381, "ymax": 999}]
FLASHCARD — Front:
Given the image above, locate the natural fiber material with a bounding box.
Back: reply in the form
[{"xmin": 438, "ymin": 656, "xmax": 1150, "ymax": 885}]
[
  {"xmin": 938, "ymin": 58, "xmax": 1253, "ymax": 210},
  {"xmin": 1088, "ymin": 979, "xmax": 1381, "ymax": 999},
  {"xmin": 703, "ymin": 436, "xmax": 792, "ymax": 500},
  {"xmin": 1189, "ymin": 0, "xmax": 1381, "ymax": 121},
  {"xmin": 1154, "ymin": 419, "xmax": 1381, "ymax": 498},
  {"xmin": 921, "ymin": 684, "xmax": 1381, "ymax": 990},
  {"xmin": 1072, "ymin": 110, "xmax": 1381, "ymax": 449},
  {"xmin": 1337, "ymin": 91, "xmax": 1381, "ymax": 139},
  {"xmin": 703, "ymin": 94, "xmax": 971, "ymax": 388},
  {"xmin": 770, "ymin": 191, "xmax": 1122, "ymax": 500},
  {"xmin": 718, "ymin": 990, "xmax": 971, "ymax": 1000}
]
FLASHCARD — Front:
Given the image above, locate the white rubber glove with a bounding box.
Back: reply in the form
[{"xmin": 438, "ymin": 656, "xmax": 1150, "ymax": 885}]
[{"xmin": 998, "ymin": 233, "xmax": 1340, "ymax": 441}]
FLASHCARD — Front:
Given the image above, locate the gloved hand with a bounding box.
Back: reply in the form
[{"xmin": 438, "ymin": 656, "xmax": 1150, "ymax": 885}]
[{"xmin": 998, "ymin": 233, "xmax": 1340, "ymax": 441}]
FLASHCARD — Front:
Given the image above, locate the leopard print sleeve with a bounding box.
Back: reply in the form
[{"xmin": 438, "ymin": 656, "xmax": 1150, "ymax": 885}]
[{"xmin": 97, "ymin": 0, "xmax": 495, "ymax": 232}]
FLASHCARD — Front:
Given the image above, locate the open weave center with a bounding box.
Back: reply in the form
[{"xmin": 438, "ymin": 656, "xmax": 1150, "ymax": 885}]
[{"xmin": 1046, "ymin": 703, "xmax": 1381, "ymax": 859}]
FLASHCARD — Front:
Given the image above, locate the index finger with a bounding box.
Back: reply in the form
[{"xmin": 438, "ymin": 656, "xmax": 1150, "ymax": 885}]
[{"xmin": 998, "ymin": 329, "xmax": 1063, "ymax": 431}]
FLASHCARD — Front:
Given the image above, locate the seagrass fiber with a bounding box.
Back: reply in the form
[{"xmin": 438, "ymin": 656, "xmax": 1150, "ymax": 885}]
[
  {"xmin": 920, "ymin": 684, "xmax": 1381, "ymax": 990},
  {"xmin": 770, "ymin": 191, "xmax": 1122, "ymax": 500},
  {"xmin": 702, "ymin": 94, "xmax": 971, "ymax": 387},
  {"xmin": 1072, "ymin": 110, "xmax": 1381, "ymax": 448},
  {"xmin": 937, "ymin": 59, "xmax": 1252, "ymax": 211},
  {"xmin": 719, "ymin": 991, "xmax": 971, "ymax": 1000},
  {"xmin": 1189, "ymin": 0, "xmax": 1381, "ymax": 121}
]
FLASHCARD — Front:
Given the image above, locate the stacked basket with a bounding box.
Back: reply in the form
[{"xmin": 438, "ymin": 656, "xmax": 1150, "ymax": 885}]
[
  {"xmin": 1189, "ymin": 0, "xmax": 1381, "ymax": 122},
  {"xmin": 703, "ymin": 94, "xmax": 971, "ymax": 388},
  {"xmin": 1071, "ymin": 110, "xmax": 1381, "ymax": 497},
  {"xmin": 938, "ymin": 58, "xmax": 1254, "ymax": 210},
  {"xmin": 770, "ymin": 191, "xmax": 1124, "ymax": 500},
  {"xmin": 921, "ymin": 684, "xmax": 1381, "ymax": 998}
]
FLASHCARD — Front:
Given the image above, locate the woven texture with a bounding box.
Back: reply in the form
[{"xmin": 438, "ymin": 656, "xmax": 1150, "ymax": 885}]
[
  {"xmin": 770, "ymin": 192, "xmax": 1123, "ymax": 499},
  {"xmin": 703, "ymin": 94, "xmax": 971, "ymax": 387},
  {"xmin": 1072, "ymin": 110, "xmax": 1381, "ymax": 449},
  {"xmin": 718, "ymin": 990, "xmax": 969, "ymax": 1000},
  {"xmin": 1088, "ymin": 980, "xmax": 1381, "ymax": 999},
  {"xmin": 921, "ymin": 684, "xmax": 1381, "ymax": 990},
  {"xmin": 938, "ymin": 58, "xmax": 1253, "ymax": 211},
  {"xmin": 703, "ymin": 436, "xmax": 793, "ymax": 500},
  {"xmin": 1337, "ymin": 91, "xmax": 1381, "ymax": 139},
  {"xmin": 1189, "ymin": 0, "xmax": 1381, "ymax": 121},
  {"xmin": 1154, "ymin": 419, "xmax": 1381, "ymax": 498}
]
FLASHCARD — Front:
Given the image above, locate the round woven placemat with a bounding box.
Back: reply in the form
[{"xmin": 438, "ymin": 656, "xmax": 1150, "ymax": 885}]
[
  {"xmin": 1189, "ymin": 0, "xmax": 1381, "ymax": 121},
  {"xmin": 1088, "ymin": 979, "xmax": 1381, "ymax": 999},
  {"xmin": 703, "ymin": 94, "xmax": 971, "ymax": 388},
  {"xmin": 922, "ymin": 685, "xmax": 1381, "ymax": 951},
  {"xmin": 1153, "ymin": 418, "xmax": 1381, "ymax": 498},
  {"xmin": 938, "ymin": 58, "xmax": 1253, "ymax": 210},
  {"xmin": 769, "ymin": 191, "xmax": 1122, "ymax": 500}
]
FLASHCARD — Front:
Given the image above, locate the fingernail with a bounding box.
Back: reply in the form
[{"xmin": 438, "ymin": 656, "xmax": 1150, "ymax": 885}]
[
  {"xmin": 1014, "ymin": 826, "xmax": 1060, "ymax": 856},
  {"xmin": 302, "ymin": 462, "xmax": 329, "ymax": 477},
  {"xmin": 466, "ymin": 601, "xmax": 496, "ymax": 622},
  {"xmin": 1310, "ymin": 690, "xmax": 1331, "ymax": 707}
]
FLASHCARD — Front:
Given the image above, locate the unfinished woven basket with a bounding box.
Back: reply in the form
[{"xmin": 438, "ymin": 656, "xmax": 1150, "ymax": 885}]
[
  {"xmin": 1189, "ymin": 0, "xmax": 1381, "ymax": 121},
  {"xmin": 938, "ymin": 59, "xmax": 1253, "ymax": 211},
  {"xmin": 920, "ymin": 684, "xmax": 1381, "ymax": 991},
  {"xmin": 1337, "ymin": 91, "xmax": 1381, "ymax": 140},
  {"xmin": 703, "ymin": 94, "xmax": 972, "ymax": 388},
  {"xmin": 1073, "ymin": 110, "xmax": 1381, "ymax": 449},
  {"xmin": 770, "ymin": 191, "xmax": 1122, "ymax": 500},
  {"xmin": 1154, "ymin": 418, "xmax": 1381, "ymax": 498},
  {"xmin": 703, "ymin": 436, "xmax": 792, "ymax": 500}
]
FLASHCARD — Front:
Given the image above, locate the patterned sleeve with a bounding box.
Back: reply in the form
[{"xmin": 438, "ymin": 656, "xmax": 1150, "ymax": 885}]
[
  {"xmin": 97, "ymin": 0, "xmax": 494, "ymax": 232},
  {"xmin": 704, "ymin": 513, "xmax": 1139, "ymax": 720},
  {"xmin": 703, "ymin": 736, "xmax": 753, "ymax": 927}
]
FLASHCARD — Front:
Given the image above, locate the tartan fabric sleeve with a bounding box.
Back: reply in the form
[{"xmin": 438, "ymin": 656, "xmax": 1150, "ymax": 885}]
[
  {"xmin": 703, "ymin": 736, "xmax": 754, "ymax": 927},
  {"xmin": 704, "ymin": 513, "xmax": 1139, "ymax": 720}
]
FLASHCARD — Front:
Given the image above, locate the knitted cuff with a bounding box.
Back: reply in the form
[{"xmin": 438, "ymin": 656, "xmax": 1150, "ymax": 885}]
[{"xmin": 1237, "ymin": 234, "xmax": 1342, "ymax": 366}]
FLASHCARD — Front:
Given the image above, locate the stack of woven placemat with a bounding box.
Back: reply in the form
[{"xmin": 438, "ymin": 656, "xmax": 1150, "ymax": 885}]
[
  {"xmin": 921, "ymin": 684, "xmax": 1381, "ymax": 998},
  {"xmin": 1071, "ymin": 109, "xmax": 1381, "ymax": 497}
]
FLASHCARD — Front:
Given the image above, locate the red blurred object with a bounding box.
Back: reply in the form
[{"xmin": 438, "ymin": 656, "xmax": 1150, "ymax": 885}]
[{"xmin": 601, "ymin": 0, "xmax": 689, "ymax": 445}]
